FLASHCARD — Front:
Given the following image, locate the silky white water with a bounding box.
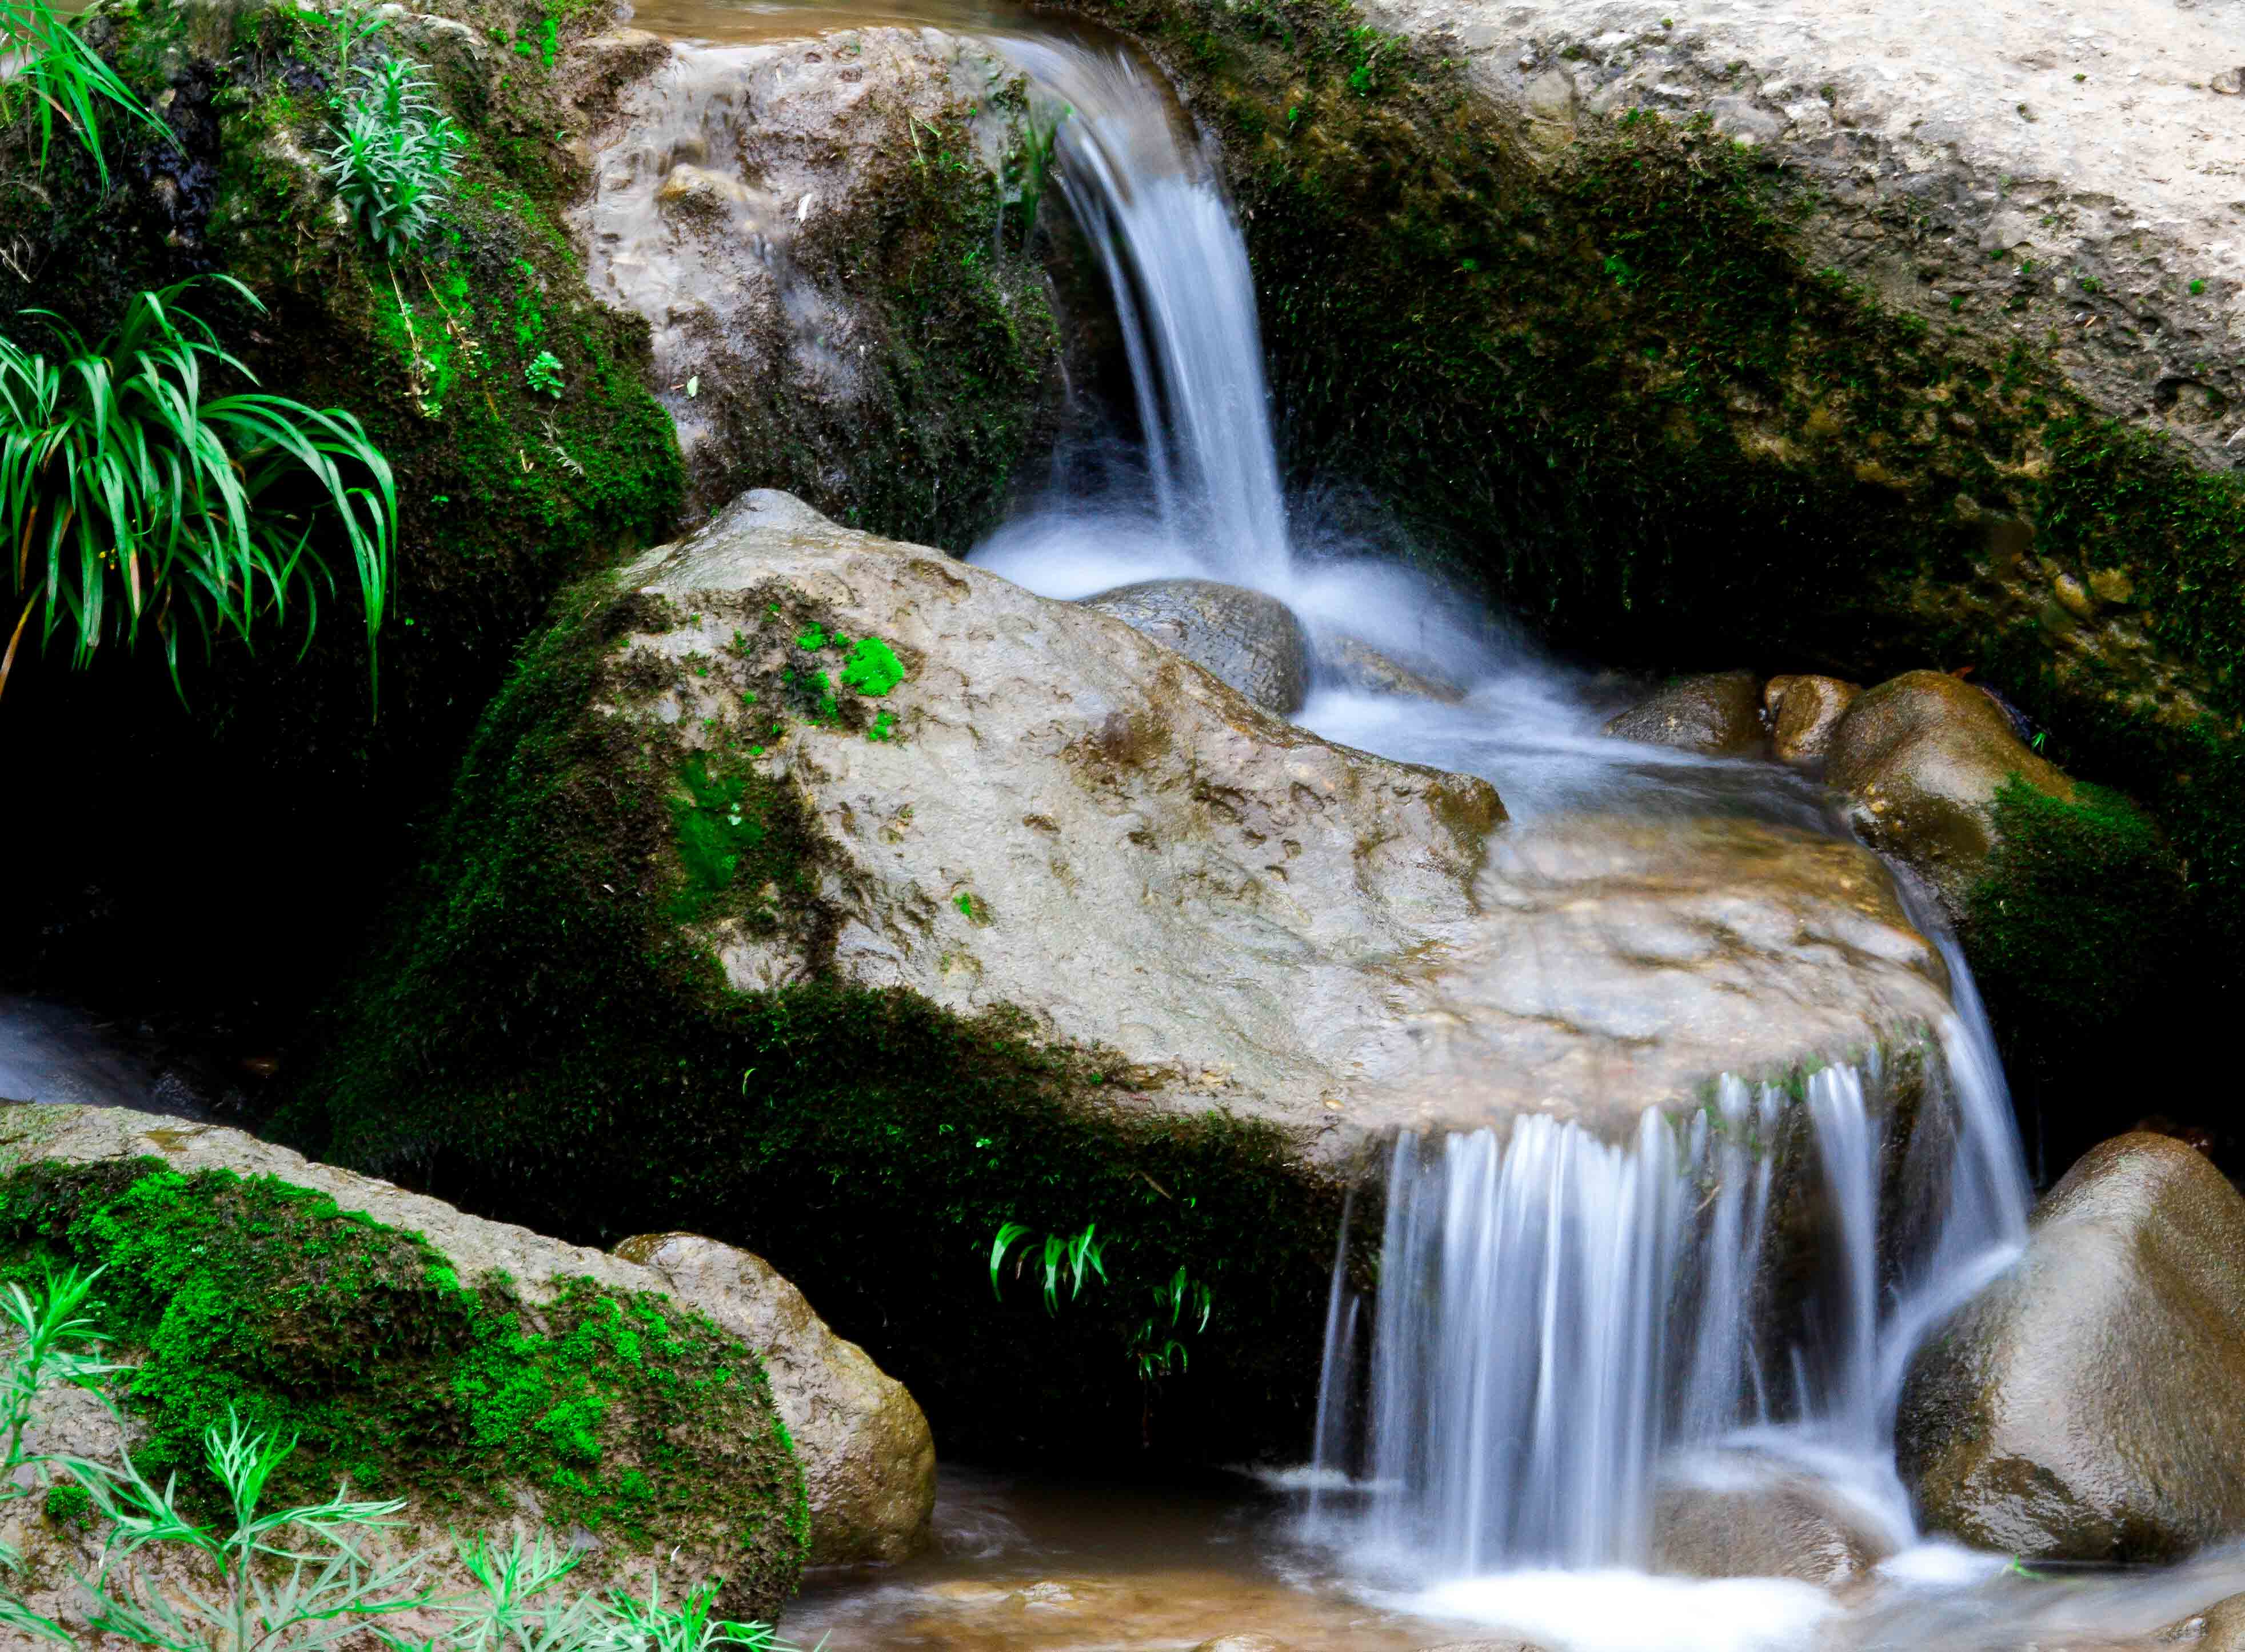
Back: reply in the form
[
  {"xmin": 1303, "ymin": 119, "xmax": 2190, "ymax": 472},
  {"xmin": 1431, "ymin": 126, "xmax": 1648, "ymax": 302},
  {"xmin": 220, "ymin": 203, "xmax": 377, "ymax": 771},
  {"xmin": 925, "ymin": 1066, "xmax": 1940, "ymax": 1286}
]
[{"xmin": 971, "ymin": 33, "xmax": 2044, "ymax": 1638}]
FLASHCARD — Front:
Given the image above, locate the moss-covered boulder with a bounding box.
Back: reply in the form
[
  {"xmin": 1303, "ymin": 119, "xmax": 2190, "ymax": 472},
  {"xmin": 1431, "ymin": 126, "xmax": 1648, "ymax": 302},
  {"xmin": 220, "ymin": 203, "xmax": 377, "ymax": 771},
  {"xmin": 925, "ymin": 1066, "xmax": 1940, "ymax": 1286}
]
[
  {"xmin": 276, "ymin": 490, "xmax": 1968, "ymax": 1463},
  {"xmin": 0, "ymin": 1102, "xmax": 810, "ymax": 1622}
]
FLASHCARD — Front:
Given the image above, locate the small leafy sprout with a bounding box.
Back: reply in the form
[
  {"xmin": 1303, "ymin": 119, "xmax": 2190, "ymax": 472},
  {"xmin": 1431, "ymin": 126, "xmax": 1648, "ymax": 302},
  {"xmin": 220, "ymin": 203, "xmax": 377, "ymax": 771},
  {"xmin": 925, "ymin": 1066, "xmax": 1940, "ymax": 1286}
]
[
  {"xmin": 841, "ymin": 635, "xmax": 904, "ymax": 696},
  {"xmin": 525, "ymin": 350, "xmax": 564, "ymax": 397},
  {"xmin": 954, "ymin": 893, "xmax": 975, "ymax": 919},
  {"xmin": 0, "ymin": 0, "xmax": 166, "ymax": 186},
  {"xmin": 323, "ymin": 53, "xmax": 463, "ymax": 258}
]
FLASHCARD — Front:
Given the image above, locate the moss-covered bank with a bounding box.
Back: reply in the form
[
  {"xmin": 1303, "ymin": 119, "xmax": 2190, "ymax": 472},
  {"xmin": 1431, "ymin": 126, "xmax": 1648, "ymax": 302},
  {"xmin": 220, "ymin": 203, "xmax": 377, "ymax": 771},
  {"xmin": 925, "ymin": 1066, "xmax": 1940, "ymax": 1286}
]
[
  {"xmin": 0, "ymin": 0, "xmax": 1058, "ymax": 1042},
  {"xmin": 1064, "ymin": 0, "xmax": 2244, "ymax": 1155},
  {"xmin": 275, "ymin": 569, "xmax": 1353, "ymax": 1467},
  {"xmin": 0, "ymin": 1153, "xmax": 805, "ymax": 1618}
]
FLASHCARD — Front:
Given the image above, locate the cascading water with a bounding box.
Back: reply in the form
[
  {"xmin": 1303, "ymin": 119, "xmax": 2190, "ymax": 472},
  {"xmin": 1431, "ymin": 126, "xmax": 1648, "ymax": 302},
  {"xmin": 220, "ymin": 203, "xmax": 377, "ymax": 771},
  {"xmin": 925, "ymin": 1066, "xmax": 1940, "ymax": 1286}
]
[{"xmin": 977, "ymin": 22, "xmax": 2038, "ymax": 1610}]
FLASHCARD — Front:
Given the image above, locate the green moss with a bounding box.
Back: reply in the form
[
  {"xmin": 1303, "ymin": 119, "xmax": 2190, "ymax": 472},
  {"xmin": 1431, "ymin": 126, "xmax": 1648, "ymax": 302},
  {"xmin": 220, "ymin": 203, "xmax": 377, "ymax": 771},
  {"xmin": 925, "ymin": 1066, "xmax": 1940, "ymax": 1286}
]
[
  {"xmin": 0, "ymin": 1158, "xmax": 805, "ymax": 1615},
  {"xmin": 279, "ymin": 576, "xmax": 1351, "ymax": 1467}
]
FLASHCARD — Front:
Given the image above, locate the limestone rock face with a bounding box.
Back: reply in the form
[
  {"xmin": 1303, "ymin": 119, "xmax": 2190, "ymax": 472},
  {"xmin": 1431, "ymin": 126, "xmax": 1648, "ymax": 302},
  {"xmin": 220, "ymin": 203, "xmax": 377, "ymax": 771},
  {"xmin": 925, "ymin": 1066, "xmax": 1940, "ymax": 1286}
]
[
  {"xmin": 1825, "ymin": 670, "xmax": 2074, "ymax": 919},
  {"xmin": 1763, "ymin": 675, "xmax": 1859, "ymax": 767},
  {"xmin": 1602, "ymin": 671, "xmax": 1766, "ymax": 757},
  {"xmin": 1897, "ymin": 1133, "xmax": 2245, "ymax": 1561},
  {"xmin": 613, "ymin": 1233, "xmax": 934, "ymax": 1565},
  {"xmin": 1081, "ymin": 579, "xmax": 1313, "ymax": 715},
  {"xmin": 569, "ymin": 28, "xmax": 1053, "ymax": 517},
  {"xmin": 1354, "ymin": 0, "xmax": 2245, "ymax": 476},
  {"xmin": 613, "ymin": 492, "xmax": 1951, "ymax": 1147}
]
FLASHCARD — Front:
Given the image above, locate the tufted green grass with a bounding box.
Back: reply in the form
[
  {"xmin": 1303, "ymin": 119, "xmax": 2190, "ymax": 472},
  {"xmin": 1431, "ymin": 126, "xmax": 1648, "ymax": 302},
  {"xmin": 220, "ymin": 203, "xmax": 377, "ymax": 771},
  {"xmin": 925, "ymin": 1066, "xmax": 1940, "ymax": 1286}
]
[{"xmin": 0, "ymin": 1156, "xmax": 807, "ymax": 1618}]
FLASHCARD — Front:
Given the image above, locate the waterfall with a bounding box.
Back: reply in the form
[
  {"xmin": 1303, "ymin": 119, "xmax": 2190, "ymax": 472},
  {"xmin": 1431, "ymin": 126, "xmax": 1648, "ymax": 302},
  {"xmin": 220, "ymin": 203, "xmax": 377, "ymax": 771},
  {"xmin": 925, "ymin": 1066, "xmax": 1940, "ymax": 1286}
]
[
  {"xmin": 977, "ymin": 29, "xmax": 2038, "ymax": 1583},
  {"xmin": 1310, "ymin": 1016, "xmax": 2030, "ymax": 1577}
]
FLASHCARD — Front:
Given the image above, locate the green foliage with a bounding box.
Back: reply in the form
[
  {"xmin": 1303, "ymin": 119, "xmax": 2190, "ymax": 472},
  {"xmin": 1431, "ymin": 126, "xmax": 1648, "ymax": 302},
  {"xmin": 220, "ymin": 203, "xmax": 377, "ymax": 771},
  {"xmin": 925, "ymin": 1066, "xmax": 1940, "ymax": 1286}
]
[
  {"xmin": 0, "ymin": 0, "xmax": 162, "ymax": 186},
  {"xmin": 322, "ymin": 53, "xmax": 463, "ymax": 259},
  {"xmin": 0, "ymin": 1275, "xmax": 799, "ymax": 1648},
  {"xmin": 0, "ymin": 1161, "xmax": 807, "ymax": 1615},
  {"xmin": 0, "ymin": 275, "xmax": 395, "ymax": 697},
  {"xmin": 989, "ymin": 1222, "xmax": 1216, "ymax": 1384},
  {"xmin": 989, "ymin": 1221, "xmax": 1107, "ymax": 1315},
  {"xmin": 1967, "ymin": 777, "xmax": 2184, "ymax": 1065},
  {"xmin": 839, "ymin": 635, "xmax": 904, "ymax": 697},
  {"xmin": 525, "ymin": 349, "xmax": 565, "ymax": 397}
]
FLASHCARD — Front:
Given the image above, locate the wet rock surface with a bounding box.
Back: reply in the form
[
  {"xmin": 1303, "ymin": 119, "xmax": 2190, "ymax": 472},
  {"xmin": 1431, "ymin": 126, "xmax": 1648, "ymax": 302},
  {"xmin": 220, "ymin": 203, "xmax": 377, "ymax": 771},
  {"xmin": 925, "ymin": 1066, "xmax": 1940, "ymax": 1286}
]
[
  {"xmin": 1314, "ymin": 635, "xmax": 1469, "ymax": 703},
  {"xmin": 1081, "ymin": 578, "xmax": 1313, "ymax": 715},
  {"xmin": 1764, "ymin": 674, "xmax": 1859, "ymax": 767},
  {"xmin": 614, "ymin": 1231, "xmax": 935, "ymax": 1564},
  {"xmin": 1825, "ymin": 669, "xmax": 2075, "ymax": 919},
  {"xmin": 1602, "ymin": 670, "xmax": 1767, "ymax": 757},
  {"xmin": 1898, "ymin": 1132, "xmax": 2245, "ymax": 1561},
  {"xmin": 1652, "ymin": 1453, "xmax": 1896, "ymax": 1587},
  {"xmin": 618, "ymin": 493, "xmax": 1951, "ymax": 1149}
]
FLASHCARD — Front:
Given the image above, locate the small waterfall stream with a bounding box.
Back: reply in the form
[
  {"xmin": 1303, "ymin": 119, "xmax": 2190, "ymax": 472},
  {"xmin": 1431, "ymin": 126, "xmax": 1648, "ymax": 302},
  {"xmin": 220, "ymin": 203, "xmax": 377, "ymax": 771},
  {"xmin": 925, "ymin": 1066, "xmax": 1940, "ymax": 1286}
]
[{"xmin": 978, "ymin": 27, "xmax": 2039, "ymax": 1603}]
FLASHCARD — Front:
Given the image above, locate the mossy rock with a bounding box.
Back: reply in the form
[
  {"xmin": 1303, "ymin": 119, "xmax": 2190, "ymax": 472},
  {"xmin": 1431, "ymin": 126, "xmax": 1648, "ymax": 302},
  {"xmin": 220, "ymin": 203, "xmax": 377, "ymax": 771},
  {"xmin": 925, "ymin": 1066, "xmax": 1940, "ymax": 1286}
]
[{"xmin": 0, "ymin": 1103, "xmax": 807, "ymax": 1622}]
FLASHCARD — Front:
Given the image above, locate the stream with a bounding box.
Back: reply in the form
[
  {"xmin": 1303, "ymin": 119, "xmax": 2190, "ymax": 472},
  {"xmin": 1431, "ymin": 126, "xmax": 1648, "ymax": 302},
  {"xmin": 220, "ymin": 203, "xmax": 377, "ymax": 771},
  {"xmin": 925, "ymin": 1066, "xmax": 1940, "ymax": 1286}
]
[{"xmin": 3, "ymin": 3, "xmax": 2234, "ymax": 1647}]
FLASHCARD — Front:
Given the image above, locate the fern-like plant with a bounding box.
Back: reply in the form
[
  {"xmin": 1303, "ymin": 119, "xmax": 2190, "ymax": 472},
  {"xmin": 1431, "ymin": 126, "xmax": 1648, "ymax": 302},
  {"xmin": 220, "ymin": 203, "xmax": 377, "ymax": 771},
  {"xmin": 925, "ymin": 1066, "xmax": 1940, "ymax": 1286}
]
[
  {"xmin": 0, "ymin": 0, "xmax": 164, "ymax": 185},
  {"xmin": 0, "ymin": 275, "xmax": 396, "ymax": 698},
  {"xmin": 323, "ymin": 54, "xmax": 462, "ymax": 258}
]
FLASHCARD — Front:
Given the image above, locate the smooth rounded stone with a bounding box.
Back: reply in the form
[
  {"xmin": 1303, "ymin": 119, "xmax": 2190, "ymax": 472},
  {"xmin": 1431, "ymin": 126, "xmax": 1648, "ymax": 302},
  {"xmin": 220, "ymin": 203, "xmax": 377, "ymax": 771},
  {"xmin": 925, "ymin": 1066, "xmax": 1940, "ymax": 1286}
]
[
  {"xmin": 612, "ymin": 1231, "xmax": 935, "ymax": 1565},
  {"xmin": 1824, "ymin": 670, "xmax": 2074, "ymax": 920},
  {"xmin": 1190, "ymin": 1636, "xmax": 1288, "ymax": 1652},
  {"xmin": 1081, "ymin": 578, "xmax": 1312, "ymax": 715},
  {"xmin": 1652, "ymin": 1454, "xmax": 1895, "ymax": 1587},
  {"xmin": 1317, "ymin": 635, "xmax": 1469, "ymax": 703},
  {"xmin": 1763, "ymin": 674, "xmax": 1859, "ymax": 767},
  {"xmin": 1897, "ymin": 1133, "xmax": 2245, "ymax": 1562},
  {"xmin": 1416, "ymin": 1643, "xmax": 1547, "ymax": 1651},
  {"xmin": 1601, "ymin": 670, "xmax": 1767, "ymax": 757}
]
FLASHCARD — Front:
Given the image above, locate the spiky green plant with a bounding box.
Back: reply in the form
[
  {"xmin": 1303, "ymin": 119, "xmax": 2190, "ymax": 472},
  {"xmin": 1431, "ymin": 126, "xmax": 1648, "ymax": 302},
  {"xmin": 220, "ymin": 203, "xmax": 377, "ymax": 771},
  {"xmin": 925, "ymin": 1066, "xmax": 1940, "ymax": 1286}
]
[
  {"xmin": 0, "ymin": 275, "xmax": 395, "ymax": 698},
  {"xmin": 323, "ymin": 53, "xmax": 462, "ymax": 258},
  {"xmin": 0, "ymin": 1274, "xmax": 803, "ymax": 1650},
  {"xmin": 0, "ymin": 0, "xmax": 165, "ymax": 186}
]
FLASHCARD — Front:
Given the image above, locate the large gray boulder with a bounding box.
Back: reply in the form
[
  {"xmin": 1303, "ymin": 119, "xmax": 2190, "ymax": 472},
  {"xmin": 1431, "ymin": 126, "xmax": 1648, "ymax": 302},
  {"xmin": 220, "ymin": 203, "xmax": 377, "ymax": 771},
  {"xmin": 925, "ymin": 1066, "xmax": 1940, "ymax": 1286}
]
[
  {"xmin": 614, "ymin": 492, "xmax": 1953, "ymax": 1146},
  {"xmin": 1897, "ymin": 1132, "xmax": 2245, "ymax": 1561},
  {"xmin": 1652, "ymin": 1453, "xmax": 1896, "ymax": 1587},
  {"xmin": 1825, "ymin": 670, "xmax": 2075, "ymax": 920},
  {"xmin": 1081, "ymin": 578, "xmax": 1313, "ymax": 715},
  {"xmin": 614, "ymin": 1233, "xmax": 934, "ymax": 1565}
]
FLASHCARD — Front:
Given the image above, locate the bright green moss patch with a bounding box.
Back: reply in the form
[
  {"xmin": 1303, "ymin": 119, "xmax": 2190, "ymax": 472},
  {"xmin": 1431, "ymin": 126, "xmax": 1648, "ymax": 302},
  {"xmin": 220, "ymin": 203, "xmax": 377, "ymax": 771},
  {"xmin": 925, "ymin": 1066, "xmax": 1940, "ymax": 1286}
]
[
  {"xmin": 841, "ymin": 636, "xmax": 905, "ymax": 697},
  {"xmin": 0, "ymin": 1158, "xmax": 805, "ymax": 1615}
]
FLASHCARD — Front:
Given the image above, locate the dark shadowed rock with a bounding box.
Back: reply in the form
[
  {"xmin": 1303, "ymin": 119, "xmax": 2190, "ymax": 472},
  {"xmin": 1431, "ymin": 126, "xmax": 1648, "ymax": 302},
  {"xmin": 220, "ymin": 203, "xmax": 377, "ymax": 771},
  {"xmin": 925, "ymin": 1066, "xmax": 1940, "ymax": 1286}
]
[
  {"xmin": 1897, "ymin": 1133, "xmax": 2245, "ymax": 1562},
  {"xmin": 1082, "ymin": 579, "xmax": 1312, "ymax": 715},
  {"xmin": 1825, "ymin": 670, "xmax": 2075, "ymax": 921},
  {"xmin": 1763, "ymin": 675, "xmax": 1860, "ymax": 767},
  {"xmin": 1602, "ymin": 671, "xmax": 1766, "ymax": 757}
]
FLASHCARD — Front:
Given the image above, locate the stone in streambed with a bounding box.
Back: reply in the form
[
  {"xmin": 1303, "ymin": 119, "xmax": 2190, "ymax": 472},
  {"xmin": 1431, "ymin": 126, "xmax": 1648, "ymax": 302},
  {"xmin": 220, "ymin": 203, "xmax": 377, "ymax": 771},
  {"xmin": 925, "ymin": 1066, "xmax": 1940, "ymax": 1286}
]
[
  {"xmin": 1191, "ymin": 1637, "xmax": 1289, "ymax": 1652},
  {"xmin": 1081, "ymin": 578, "xmax": 1312, "ymax": 715},
  {"xmin": 1316, "ymin": 635, "xmax": 1469, "ymax": 703},
  {"xmin": 1824, "ymin": 670, "xmax": 2074, "ymax": 921},
  {"xmin": 1652, "ymin": 1454, "xmax": 1894, "ymax": 1587},
  {"xmin": 1896, "ymin": 1133, "xmax": 2245, "ymax": 1562},
  {"xmin": 613, "ymin": 1231, "xmax": 935, "ymax": 1565},
  {"xmin": 1601, "ymin": 670, "xmax": 1767, "ymax": 757},
  {"xmin": 1763, "ymin": 674, "xmax": 1859, "ymax": 767}
]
